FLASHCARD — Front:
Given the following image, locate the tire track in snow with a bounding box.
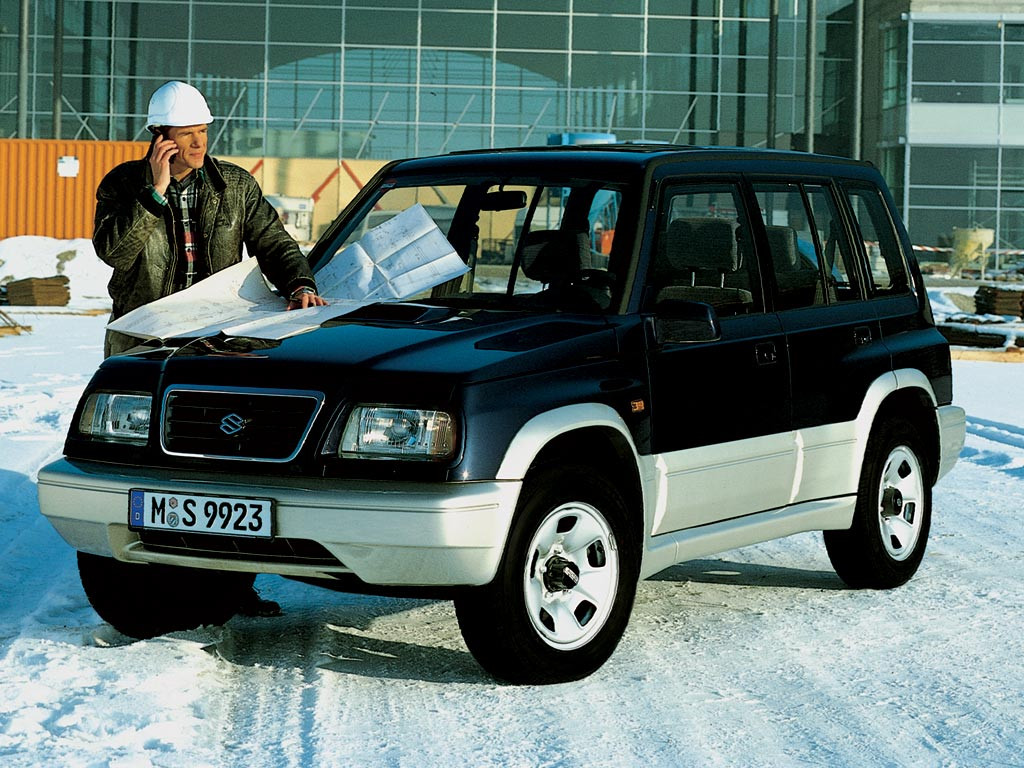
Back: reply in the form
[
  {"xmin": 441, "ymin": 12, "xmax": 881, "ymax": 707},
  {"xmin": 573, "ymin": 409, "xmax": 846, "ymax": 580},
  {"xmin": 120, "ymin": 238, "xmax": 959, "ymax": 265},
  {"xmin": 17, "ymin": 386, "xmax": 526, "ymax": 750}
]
[
  {"xmin": 960, "ymin": 413, "xmax": 1024, "ymax": 477},
  {"xmin": 623, "ymin": 568, "xmax": 968, "ymax": 766},
  {"xmin": 190, "ymin": 612, "xmax": 328, "ymax": 768},
  {"xmin": 196, "ymin": 594, "xmax": 465, "ymax": 767},
  {"xmin": 195, "ymin": 596, "xmax": 656, "ymax": 767},
  {"xmin": 966, "ymin": 415, "xmax": 1024, "ymax": 450}
]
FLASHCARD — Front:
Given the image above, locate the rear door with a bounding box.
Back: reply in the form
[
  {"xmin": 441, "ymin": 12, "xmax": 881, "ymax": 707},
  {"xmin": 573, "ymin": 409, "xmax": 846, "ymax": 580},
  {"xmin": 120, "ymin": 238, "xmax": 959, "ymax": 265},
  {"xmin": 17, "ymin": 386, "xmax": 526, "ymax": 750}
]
[{"xmin": 751, "ymin": 179, "xmax": 892, "ymax": 502}]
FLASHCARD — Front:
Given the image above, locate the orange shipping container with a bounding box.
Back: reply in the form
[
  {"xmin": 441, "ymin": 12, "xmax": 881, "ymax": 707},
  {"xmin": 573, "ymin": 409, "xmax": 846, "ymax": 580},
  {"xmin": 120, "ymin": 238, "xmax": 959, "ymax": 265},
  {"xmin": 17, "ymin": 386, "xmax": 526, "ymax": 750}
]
[{"xmin": 0, "ymin": 138, "xmax": 148, "ymax": 240}]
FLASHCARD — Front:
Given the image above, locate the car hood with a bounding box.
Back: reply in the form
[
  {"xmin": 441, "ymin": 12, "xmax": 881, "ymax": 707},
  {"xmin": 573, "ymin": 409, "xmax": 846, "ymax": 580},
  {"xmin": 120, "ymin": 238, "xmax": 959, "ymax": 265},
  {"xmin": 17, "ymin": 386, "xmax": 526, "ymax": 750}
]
[{"xmin": 147, "ymin": 303, "xmax": 619, "ymax": 386}]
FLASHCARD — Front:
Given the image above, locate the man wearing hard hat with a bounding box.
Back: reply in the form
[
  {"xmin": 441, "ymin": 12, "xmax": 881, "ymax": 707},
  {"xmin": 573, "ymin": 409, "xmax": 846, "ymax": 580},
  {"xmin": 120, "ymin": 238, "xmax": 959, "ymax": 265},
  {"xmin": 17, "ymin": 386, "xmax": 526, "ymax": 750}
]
[
  {"xmin": 94, "ymin": 80, "xmax": 326, "ymax": 357},
  {"xmin": 92, "ymin": 82, "xmax": 325, "ymax": 616}
]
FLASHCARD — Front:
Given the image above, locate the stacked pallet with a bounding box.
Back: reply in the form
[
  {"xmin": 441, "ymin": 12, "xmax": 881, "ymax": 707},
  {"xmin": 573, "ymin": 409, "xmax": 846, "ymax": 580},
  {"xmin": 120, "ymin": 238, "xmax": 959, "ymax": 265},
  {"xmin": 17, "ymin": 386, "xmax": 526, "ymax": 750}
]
[
  {"xmin": 4, "ymin": 276, "xmax": 71, "ymax": 306},
  {"xmin": 974, "ymin": 285, "xmax": 1024, "ymax": 317},
  {"xmin": 938, "ymin": 324, "xmax": 1012, "ymax": 349}
]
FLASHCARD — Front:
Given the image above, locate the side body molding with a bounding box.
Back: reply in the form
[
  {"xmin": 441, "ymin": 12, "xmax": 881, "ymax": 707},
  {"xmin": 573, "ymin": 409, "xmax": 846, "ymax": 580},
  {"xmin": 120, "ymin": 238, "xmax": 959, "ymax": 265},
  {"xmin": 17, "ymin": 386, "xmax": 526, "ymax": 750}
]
[{"xmin": 491, "ymin": 370, "xmax": 957, "ymax": 585}]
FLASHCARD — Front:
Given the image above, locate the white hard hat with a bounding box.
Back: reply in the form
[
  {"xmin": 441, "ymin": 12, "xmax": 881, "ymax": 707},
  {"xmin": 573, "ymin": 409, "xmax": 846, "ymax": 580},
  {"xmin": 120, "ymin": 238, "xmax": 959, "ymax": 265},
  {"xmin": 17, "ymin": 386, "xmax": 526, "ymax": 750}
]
[{"xmin": 146, "ymin": 81, "xmax": 214, "ymax": 129}]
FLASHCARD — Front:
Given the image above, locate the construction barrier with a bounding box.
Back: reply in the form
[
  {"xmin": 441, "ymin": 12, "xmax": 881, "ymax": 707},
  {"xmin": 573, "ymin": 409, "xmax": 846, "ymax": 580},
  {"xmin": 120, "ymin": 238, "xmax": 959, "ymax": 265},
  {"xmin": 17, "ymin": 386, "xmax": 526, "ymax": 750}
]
[{"xmin": 0, "ymin": 138, "xmax": 148, "ymax": 240}]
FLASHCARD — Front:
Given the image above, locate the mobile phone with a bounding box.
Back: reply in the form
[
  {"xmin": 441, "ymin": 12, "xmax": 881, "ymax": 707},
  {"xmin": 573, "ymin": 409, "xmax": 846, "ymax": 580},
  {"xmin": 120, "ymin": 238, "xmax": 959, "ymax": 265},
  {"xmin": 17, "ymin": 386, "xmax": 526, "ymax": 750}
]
[{"xmin": 160, "ymin": 128, "xmax": 179, "ymax": 166}]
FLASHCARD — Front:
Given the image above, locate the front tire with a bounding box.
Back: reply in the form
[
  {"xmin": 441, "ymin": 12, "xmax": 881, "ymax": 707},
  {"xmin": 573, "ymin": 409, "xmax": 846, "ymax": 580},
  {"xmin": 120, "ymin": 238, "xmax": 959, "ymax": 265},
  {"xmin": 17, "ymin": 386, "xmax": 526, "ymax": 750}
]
[
  {"xmin": 824, "ymin": 418, "xmax": 932, "ymax": 589},
  {"xmin": 455, "ymin": 465, "xmax": 639, "ymax": 684},
  {"xmin": 78, "ymin": 552, "xmax": 255, "ymax": 639}
]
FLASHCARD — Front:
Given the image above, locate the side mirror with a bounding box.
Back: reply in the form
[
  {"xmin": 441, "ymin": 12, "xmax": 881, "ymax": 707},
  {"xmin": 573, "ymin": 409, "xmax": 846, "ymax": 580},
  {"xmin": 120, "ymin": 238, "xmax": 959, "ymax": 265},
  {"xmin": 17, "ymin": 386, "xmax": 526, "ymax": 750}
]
[
  {"xmin": 653, "ymin": 299, "xmax": 722, "ymax": 344},
  {"xmin": 480, "ymin": 190, "xmax": 528, "ymax": 211}
]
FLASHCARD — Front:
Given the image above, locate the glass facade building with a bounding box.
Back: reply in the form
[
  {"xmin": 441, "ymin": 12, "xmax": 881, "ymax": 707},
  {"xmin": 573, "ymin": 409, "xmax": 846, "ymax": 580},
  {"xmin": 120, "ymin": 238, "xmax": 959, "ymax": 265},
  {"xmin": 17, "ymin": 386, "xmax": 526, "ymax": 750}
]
[
  {"xmin": 879, "ymin": 11, "xmax": 1024, "ymax": 257},
  {"xmin": 12, "ymin": 1, "xmax": 1023, "ymax": 253},
  {"xmin": 2, "ymin": 0, "xmax": 857, "ymax": 159}
]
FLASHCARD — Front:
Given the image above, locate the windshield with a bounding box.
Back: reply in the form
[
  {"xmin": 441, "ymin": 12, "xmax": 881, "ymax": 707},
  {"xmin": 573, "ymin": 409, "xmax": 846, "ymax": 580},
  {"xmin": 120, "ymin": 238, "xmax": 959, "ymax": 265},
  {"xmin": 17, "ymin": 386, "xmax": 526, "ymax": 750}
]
[{"xmin": 316, "ymin": 176, "xmax": 631, "ymax": 313}]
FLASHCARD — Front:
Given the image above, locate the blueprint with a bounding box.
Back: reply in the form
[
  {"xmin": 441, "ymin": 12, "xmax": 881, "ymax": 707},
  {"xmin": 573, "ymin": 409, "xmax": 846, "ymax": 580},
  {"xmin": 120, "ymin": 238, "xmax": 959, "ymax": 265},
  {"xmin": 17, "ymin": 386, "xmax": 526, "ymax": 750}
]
[{"xmin": 107, "ymin": 204, "xmax": 467, "ymax": 341}]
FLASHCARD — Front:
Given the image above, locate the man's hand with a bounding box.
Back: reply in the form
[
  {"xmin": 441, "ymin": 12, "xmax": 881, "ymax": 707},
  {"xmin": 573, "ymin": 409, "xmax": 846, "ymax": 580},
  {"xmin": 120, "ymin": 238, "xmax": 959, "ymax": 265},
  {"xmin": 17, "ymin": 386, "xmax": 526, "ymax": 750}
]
[
  {"xmin": 147, "ymin": 134, "xmax": 177, "ymax": 196},
  {"xmin": 286, "ymin": 288, "xmax": 328, "ymax": 311}
]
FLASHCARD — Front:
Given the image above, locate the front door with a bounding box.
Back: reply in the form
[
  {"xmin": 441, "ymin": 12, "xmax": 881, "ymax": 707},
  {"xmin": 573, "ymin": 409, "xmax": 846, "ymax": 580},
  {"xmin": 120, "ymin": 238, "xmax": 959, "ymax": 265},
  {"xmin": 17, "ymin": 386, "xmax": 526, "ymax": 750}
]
[{"xmin": 644, "ymin": 180, "xmax": 795, "ymax": 535}]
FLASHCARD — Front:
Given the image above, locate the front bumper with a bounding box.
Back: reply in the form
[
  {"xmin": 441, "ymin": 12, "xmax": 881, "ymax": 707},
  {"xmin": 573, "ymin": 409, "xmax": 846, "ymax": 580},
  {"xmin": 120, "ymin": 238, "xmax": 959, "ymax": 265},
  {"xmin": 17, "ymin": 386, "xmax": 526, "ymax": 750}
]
[{"xmin": 37, "ymin": 458, "xmax": 521, "ymax": 586}]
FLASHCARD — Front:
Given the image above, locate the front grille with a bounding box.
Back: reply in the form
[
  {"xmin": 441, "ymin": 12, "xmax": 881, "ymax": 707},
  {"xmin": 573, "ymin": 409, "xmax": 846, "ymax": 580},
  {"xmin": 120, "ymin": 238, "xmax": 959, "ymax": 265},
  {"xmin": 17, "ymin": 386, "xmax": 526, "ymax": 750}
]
[
  {"xmin": 161, "ymin": 386, "xmax": 323, "ymax": 461},
  {"xmin": 139, "ymin": 530, "xmax": 344, "ymax": 568}
]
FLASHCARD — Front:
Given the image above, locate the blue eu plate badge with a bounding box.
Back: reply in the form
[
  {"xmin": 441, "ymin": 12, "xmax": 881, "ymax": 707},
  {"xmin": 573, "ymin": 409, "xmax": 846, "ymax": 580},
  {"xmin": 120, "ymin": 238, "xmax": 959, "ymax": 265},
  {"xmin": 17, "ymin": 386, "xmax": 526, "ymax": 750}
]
[{"xmin": 129, "ymin": 490, "xmax": 145, "ymax": 526}]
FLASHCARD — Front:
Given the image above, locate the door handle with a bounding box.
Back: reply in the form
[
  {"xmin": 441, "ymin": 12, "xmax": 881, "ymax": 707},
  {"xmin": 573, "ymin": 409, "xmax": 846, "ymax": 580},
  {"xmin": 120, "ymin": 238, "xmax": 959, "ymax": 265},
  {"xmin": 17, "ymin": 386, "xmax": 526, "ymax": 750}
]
[
  {"xmin": 755, "ymin": 342, "xmax": 778, "ymax": 366},
  {"xmin": 854, "ymin": 326, "xmax": 872, "ymax": 346}
]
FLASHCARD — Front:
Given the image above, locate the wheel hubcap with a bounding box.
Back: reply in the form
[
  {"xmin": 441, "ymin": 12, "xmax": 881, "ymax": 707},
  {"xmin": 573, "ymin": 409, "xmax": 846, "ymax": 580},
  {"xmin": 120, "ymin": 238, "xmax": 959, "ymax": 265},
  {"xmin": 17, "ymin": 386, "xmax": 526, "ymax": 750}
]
[
  {"xmin": 524, "ymin": 502, "xmax": 619, "ymax": 651},
  {"xmin": 542, "ymin": 555, "xmax": 581, "ymax": 592},
  {"xmin": 877, "ymin": 445, "xmax": 924, "ymax": 561}
]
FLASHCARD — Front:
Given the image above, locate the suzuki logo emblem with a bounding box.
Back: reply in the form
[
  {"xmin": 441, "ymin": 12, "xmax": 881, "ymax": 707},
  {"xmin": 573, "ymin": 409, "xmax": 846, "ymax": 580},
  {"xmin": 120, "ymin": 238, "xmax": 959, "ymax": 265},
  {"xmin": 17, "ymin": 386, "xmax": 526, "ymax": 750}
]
[{"xmin": 219, "ymin": 413, "xmax": 248, "ymax": 436}]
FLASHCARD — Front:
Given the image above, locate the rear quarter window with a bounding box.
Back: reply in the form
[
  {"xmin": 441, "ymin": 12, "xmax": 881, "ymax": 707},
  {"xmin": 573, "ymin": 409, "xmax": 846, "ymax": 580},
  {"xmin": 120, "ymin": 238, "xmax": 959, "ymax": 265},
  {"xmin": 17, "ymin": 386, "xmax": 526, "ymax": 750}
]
[{"xmin": 843, "ymin": 183, "xmax": 912, "ymax": 297}]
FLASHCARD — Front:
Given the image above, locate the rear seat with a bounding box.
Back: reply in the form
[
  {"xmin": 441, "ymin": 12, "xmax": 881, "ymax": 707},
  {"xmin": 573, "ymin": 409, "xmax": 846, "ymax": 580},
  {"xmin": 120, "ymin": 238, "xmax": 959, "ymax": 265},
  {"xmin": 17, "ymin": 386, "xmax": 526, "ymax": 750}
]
[{"xmin": 765, "ymin": 224, "xmax": 822, "ymax": 308}]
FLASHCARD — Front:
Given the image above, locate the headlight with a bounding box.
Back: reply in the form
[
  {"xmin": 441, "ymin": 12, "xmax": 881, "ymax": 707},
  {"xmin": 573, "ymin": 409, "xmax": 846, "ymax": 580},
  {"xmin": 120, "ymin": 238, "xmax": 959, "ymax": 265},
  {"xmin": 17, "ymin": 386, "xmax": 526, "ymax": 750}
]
[
  {"xmin": 339, "ymin": 406, "xmax": 455, "ymax": 460},
  {"xmin": 78, "ymin": 392, "xmax": 152, "ymax": 443}
]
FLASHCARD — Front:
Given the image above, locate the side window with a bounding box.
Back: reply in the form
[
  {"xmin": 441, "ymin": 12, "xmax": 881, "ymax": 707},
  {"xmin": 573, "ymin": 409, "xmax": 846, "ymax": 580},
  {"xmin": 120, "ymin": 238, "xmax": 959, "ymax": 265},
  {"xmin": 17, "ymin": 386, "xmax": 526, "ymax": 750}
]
[
  {"xmin": 754, "ymin": 183, "xmax": 861, "ymax": 311},
  {"xmin": 804, "ymin": 185, "xmax": 860, "ymax": 303},
  {"xmin": 754, "ymin": 183, "xmax": 825, "ymax": 311},
  {"xmin": 515, "ymin": 184, "xmax": 623, "ymax": 310},
  {"xmin": 844, "ymin": 183, "xmax": 911, "ymax": 296},
  {"xmin": 649, "ymin": 183, "xmax": 761, "ymax": 317}
]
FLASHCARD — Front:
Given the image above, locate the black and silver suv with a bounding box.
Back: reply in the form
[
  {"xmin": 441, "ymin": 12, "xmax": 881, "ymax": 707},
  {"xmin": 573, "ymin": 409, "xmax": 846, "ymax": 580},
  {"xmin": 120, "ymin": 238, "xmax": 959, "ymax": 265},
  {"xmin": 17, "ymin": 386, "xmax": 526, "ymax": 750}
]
[{"xmin": 38, "ymin": 146, "xmax": 966, "ymax": 684}]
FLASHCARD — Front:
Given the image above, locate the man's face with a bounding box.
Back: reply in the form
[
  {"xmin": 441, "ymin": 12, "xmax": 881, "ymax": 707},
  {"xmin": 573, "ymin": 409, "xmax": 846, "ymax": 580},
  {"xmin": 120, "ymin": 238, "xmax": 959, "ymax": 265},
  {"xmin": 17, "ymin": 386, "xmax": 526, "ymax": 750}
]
[{"xmin": 166, "ymin": 124, "xmax": 209, "ymax": 172}]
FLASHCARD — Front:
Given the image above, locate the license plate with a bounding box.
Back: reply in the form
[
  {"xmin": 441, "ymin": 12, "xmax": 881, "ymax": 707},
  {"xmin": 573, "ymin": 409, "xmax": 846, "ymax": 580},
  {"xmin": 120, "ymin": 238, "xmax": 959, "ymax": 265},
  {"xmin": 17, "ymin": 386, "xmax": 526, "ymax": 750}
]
[{"xmin": 129, "ymin": 489, "xmax": 273, "ymax": 539}]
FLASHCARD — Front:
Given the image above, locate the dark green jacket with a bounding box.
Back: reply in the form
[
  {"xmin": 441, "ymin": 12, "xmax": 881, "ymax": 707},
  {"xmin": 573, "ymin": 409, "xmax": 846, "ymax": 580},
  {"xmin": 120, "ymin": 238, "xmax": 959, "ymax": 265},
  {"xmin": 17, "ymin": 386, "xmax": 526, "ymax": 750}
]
[{"xmin": 94, "ymin": 155, "xmax": 315, "ymax": 350}]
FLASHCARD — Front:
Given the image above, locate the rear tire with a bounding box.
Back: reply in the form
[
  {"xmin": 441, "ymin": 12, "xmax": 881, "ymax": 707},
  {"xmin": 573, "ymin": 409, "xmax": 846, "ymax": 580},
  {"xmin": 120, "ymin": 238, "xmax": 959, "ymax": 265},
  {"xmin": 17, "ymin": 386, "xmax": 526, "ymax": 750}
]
[
  {"xmin": 824, "ymin": 418, "xmax": 932, "ymax": 589},
  {"xmin": 78, "ymin": 552, "xmax": 255, "ymax": 639},
  {"xmin": 455, "ymin": 465, "xmax": 639, "ymax": 684}
]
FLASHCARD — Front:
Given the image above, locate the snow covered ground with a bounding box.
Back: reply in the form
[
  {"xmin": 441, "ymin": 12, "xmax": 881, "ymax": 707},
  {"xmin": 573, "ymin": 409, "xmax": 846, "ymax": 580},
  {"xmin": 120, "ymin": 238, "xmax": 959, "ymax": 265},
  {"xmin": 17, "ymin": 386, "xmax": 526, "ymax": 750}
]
[{"xmin": 1, "ymin": 238, "xmax": 1023, "ymax": 767}]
